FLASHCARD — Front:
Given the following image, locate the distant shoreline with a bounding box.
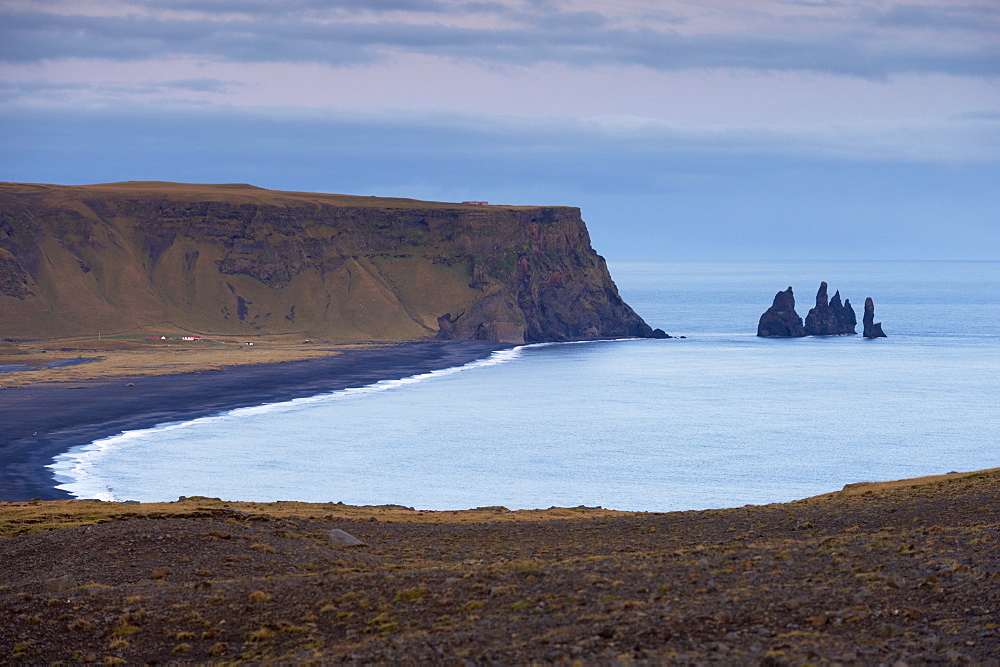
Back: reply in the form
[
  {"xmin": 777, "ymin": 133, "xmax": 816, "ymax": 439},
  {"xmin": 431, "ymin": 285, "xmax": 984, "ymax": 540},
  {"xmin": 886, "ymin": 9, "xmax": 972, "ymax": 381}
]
[{"xmin": 0, "ymin": 340, "xmax": 509, "ymax": 502}]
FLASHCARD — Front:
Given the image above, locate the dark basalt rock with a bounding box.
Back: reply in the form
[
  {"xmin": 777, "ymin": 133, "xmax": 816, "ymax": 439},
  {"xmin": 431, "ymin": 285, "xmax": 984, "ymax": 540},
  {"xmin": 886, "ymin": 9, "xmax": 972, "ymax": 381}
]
[
  {"xmin": 650, "ymin": 328, "xmax": 672, "ymax": 339},
  {"xmin": 436, "ymin": 312, "xmax": 462, "ymax": 340},
  {"xmin": 828, "ymin": 290, "xmax": 857, "ymax": 334},
  {"xmin": 804, "ymin": 282, "xmax": 857, "ymax": 335},
  {"xmin": 863, "ymin": 297, "xmax": 887, "ymax": 338},
  {"xmin": 757, "ymin": 287, "xmax": 805, "ymax": 337},
  {"xmin": 834, "ymin": 293, "xmax": 858, "ymax": 334}
]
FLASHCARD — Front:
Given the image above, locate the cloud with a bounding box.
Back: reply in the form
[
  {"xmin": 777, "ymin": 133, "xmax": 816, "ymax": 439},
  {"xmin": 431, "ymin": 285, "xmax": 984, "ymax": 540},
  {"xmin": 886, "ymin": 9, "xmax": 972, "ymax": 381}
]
[
  {"xmin": 2, "ymin": 1, "xmax": 998, "ymax": 78},
  {"xmin": 160, "ymin": 78, "xmax": 233, "ymax": 93},
  {"xmin": 141, "ymin": 0, "xmax": 453, "ymax": 15},
  {"xmin": 952, "ymin": 109, "xmax": 1000, "ymax": 121},
  {"xmin": 0, "ymin": 79, "xmax": 90, "ymax": 103},
  {"xmin": 872, "ymin": 3, "xmax": 1000, "ymax": 32},
  {"xmin": 3, "ymin": 100, "xmax": 994, "ymax": 170},
  {"xmin": 0, "ymin": 77, "xmax": 234, "ymax": 103}
]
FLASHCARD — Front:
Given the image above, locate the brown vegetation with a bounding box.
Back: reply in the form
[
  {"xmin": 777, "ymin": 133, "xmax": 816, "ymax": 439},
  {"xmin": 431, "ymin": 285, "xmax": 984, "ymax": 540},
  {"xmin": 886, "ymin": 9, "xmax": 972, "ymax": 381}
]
[
  {"xmin": 0, "ymin": 337, "xmax": 374, "ymax": 388},
  {"xmin": 0, "ymin": 181, "xmax": 651, "ymax": 344},
  {"xmin": 2, "ymin": 469, "xmax": 999, "ymax": 663}
]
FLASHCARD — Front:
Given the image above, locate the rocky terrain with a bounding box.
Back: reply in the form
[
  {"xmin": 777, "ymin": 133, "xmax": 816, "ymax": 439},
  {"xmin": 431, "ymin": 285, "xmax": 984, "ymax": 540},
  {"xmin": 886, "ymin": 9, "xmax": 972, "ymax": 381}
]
[
  {"xmin": 0, "ymin": 181, "xmax": 653, "ymax": 344},
  {"xmin": 2, "ymin": 469, "xmax": 998, "ymax": 663}
]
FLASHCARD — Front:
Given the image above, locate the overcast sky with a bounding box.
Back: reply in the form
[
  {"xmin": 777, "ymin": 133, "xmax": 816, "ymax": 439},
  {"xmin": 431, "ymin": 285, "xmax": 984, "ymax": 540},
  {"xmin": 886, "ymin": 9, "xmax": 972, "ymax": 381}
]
[{"xmin": 1, "ymin": 0, "xmax": 997, "ymax": 260}]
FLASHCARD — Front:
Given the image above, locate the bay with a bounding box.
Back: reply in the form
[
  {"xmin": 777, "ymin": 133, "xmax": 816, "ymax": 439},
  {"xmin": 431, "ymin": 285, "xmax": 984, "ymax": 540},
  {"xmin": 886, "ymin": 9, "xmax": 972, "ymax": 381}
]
[{"xmin": 50, "ymin": 261, "xmax": 1000, "ymax": 511}]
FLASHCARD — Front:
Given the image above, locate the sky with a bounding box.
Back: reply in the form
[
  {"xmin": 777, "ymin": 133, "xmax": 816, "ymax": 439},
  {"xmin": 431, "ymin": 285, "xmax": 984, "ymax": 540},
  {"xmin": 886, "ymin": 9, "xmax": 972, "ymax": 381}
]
[{"xmin": 1, "ymin": 0, "xmax": 998, "ymax": 260}]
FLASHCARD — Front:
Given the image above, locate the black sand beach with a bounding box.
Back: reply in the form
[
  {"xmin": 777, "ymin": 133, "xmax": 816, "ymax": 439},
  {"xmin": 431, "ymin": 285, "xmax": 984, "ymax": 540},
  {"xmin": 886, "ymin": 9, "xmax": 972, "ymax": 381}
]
[{"xmin": 0, "ymin": 340, "xmax": 508, "ymax": 502}]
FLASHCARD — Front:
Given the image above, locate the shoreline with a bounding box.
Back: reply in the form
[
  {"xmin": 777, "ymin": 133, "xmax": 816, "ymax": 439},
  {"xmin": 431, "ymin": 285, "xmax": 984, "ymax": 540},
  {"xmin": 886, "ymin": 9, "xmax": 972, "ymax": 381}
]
[{"xmin": 0, "ymin": 339, "xmax": 509, "ymax": 502}]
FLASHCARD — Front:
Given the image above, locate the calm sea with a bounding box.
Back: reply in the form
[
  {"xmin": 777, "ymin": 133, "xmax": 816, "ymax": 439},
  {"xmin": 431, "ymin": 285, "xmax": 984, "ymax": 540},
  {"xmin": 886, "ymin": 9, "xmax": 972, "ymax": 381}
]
[{"xmin": 50, "ymin": 261, "xmax": 1000, "ymax": 511}]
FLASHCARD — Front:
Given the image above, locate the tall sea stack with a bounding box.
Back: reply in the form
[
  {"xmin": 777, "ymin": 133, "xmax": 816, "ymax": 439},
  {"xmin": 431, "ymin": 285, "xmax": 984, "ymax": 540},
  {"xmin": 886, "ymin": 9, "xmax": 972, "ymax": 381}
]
[
  {"xmin": 832, "ymin": 292, "xmax": 858, "ymax": 334},
  {"xmin": 757, "ymin": 287, "xmax": 805, "ymax": 337},
  {"xmin": 803, "ymin": 282, "xmax": 857, "ymax": 335},
  {"xmin": 863, "ymin": 297, "xmax": 887, "ymax": 338}
]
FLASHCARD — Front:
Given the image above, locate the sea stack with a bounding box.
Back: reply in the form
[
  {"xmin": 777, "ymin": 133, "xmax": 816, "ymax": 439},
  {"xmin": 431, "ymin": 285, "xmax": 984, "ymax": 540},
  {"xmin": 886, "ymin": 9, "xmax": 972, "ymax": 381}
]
[
  {"xmin": 803, "ymin": 282, "xmax": 857, "ymax": 335},
  {"xmin": 863, "ymin": 297, "xmax": 887, "ymax": 338},
  {"xmin": 834, "ymin": 293, "xmax": 858, "ymax": 334},
  {"xmin": 757, "ymin": 287, "xmax": 805, "ymax": 337}
]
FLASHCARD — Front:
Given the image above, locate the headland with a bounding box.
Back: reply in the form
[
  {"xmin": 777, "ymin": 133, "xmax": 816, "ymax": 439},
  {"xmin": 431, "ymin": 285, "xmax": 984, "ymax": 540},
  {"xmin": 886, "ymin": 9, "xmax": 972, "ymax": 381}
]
[{"xmin": 0, "ymin": 181, "xmax": 654, "ymax": 344}]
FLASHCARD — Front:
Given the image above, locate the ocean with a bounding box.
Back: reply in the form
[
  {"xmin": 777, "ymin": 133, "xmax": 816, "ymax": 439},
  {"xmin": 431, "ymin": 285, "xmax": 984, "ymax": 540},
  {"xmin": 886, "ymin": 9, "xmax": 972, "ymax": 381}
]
[{"xmin": 50, "ymin": 261, "xmax": 1000, "ymax": 511}]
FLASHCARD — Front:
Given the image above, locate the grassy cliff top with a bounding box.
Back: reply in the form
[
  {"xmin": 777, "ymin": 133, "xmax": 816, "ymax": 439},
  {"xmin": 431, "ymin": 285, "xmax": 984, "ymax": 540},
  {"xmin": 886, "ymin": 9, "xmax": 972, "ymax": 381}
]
[{"xmin": 0, "ymin": 181, "xmax": 575, "ymax": 212}]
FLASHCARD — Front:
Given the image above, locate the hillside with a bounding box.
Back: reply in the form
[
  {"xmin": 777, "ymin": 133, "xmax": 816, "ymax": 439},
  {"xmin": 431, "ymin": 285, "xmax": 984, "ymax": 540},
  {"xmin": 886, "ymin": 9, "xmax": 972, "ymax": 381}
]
[
  {"xmin": 0, "ymin": 182, "xmax": 653, "ymax": 343},
  {"xmin": 2, "ymin": 468, "xmax": 999, "ymax": 663}
]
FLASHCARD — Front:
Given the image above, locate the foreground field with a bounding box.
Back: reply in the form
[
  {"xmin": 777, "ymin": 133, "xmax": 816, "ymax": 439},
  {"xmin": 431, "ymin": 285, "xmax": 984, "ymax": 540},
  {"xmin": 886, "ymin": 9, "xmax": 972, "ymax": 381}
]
[{"xmin": 2, "ymin": 469, "xmax": 998, "ymax": 663}]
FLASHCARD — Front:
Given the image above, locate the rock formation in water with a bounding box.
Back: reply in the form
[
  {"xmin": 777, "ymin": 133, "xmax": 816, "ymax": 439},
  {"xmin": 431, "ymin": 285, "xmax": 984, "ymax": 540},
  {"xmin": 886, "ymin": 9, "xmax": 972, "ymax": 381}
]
[
  {"xmin": 757, "ymin": 287, "xmax": 805, "ymax": 337},
  {"xmin": 833, "ymin": 292, "xmax": 858, "ymax": 334},
  {"xmin": 0, "ymin": 181, "xmax": 657, "ymax": 344},
  {"xmin": 863, "ymin": 297, "xmax": 887, "ymax": 338},
  {"xmin": 803, "ymin": 282, "xmax": 857, "ymax": 335}
]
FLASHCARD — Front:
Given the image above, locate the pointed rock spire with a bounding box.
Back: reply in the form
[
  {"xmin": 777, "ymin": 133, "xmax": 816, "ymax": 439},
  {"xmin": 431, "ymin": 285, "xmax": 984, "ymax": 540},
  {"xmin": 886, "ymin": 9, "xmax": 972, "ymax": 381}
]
[
  {"xmin": 863, "ymin": 297, "xmax": 887, "ymax": 338},
  {"xmin": 804, "ymin": 282, "xmax": 857, "ymax": 335},
  {"xmin": 815, "ymin": 281, "xmax": 829, "ymax": 309},
  {"xmin": 841, "ymin": 296, "xmax": 858, "ymax": 333},
  {"xmin": 829, "ymin": 290, "xmax": 857, "ymax": 334}
]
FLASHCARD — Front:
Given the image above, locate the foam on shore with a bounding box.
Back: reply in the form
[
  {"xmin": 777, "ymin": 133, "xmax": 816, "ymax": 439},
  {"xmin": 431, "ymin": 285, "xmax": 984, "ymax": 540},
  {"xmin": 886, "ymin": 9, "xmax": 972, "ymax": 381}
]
[{"xmin": 46, "ymin": 344, "xmax": 537, "ymax": 501}]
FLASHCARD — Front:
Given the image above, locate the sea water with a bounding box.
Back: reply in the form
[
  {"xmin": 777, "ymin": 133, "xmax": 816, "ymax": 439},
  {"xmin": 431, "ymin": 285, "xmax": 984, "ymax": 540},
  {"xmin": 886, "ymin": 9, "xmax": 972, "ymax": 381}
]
[{"xmin": 49, "ymin": 261, "xmax": 1000, "ymax": 511}]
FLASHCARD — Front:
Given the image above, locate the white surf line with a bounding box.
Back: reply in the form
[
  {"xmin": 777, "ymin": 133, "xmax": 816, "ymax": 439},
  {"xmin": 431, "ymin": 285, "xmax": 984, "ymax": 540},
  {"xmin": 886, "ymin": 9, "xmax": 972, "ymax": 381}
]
[
  {"xmin": 47, "ymin": 338, "xmax": 641, "ymax": 501},
  {"xmin": 46, "ymin": 345, "xmax": 531, "ymax": 501}
]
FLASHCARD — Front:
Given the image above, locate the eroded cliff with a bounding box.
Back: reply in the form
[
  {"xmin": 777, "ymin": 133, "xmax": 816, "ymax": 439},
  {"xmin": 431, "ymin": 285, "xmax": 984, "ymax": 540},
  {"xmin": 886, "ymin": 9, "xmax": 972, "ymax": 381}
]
[{"xmin": 0, "ymin": 181, "xmax": 653, "ymax": 344}]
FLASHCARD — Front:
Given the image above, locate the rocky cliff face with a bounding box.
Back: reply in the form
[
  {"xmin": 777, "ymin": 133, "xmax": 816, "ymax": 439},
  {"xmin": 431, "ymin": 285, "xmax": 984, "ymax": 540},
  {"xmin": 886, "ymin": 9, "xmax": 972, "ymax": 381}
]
[
  {"xmin": 756, "ymin": 287, "xmax": 805, "ymax": 337},
  {"xmin": 0, "ymin": 182, "xmax": 654, "ymax": 344},
  {"xmin": 803, "ymin": 282, "xmax": 857, "ymax": 335}
]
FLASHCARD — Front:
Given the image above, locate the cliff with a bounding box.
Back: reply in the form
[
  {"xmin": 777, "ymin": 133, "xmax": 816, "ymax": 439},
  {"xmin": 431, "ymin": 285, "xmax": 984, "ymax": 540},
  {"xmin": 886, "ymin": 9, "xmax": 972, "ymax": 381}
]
[{"xmin": 0, "ymin": 182, "xmax": 654, "ymax": 344}]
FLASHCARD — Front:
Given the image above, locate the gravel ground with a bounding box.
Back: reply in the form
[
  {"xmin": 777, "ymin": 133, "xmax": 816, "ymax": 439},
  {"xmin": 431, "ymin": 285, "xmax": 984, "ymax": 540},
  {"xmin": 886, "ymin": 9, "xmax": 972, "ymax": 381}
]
[{"xmin": 2, "ymin": 470, "xmax": 999, "ymax": 664}]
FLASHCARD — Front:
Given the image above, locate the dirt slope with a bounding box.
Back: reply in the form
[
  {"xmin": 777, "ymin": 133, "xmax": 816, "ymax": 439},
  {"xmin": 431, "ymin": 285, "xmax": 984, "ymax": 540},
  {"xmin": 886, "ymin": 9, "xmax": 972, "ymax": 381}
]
[{"xmin": 2, "ymin": 469, "xmax": 998, "ymax": 663}]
